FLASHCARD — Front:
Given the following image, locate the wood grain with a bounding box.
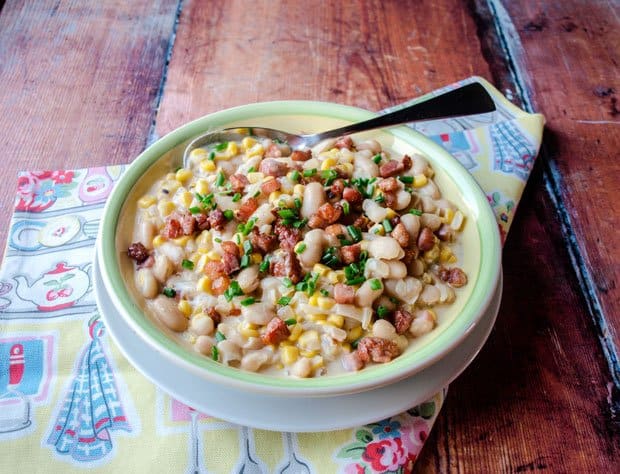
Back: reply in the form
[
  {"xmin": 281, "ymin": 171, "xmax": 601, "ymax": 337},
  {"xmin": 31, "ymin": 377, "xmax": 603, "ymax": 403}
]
[{"xmin": 0, "ymin": 0, "xmax": 179, "ymax": 259}]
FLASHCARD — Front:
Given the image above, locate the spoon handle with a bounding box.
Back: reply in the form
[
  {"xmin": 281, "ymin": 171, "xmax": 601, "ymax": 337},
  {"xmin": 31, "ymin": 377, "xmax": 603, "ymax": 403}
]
[{"xmin": 303, "ymin": 82, "xmax": 495, "ymax": 145}]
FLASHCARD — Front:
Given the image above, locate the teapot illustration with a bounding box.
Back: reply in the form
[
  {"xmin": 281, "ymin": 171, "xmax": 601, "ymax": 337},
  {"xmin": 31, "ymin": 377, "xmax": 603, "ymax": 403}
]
[{"xmin": 13, "ymin": 261, "xmax": 92, "ymax": 311}]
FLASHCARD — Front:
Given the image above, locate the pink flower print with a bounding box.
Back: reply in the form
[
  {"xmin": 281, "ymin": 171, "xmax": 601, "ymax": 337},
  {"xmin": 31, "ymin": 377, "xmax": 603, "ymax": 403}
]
[
  {"xmin": 400, "ymin": 419, "xmax": 429, "ymax": 453},
  {"xmin": 344, "ymin": 463, "xmax": 366, "ymax": 474},
  {"xmin": 51, "ymin": 170, "xmax": 74, "ymax": 184},
  {"xmin": 362, "ymin": 438, "xmax": 407, "ymax": 472}
]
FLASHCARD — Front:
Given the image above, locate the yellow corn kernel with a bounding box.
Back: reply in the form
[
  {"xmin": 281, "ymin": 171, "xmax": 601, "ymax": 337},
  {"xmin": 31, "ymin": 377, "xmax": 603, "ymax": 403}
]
[
  {"xmin": 321, "ymin": 157, "xmax": 337, "ymax": 171},
  {"xmin": 369, "ymin": 223, "xmax": 385, "ymax": 235},
  {"xmin": 279, "ymin": 340, "xmax": 293, "ymax": 347},
  {"xmin": 180, "ymin": 191, "xmax": 194, "ymax": 208},
  {"xmin": 281, "ymin": 345, "xmax": 299, "ymax": 365},
  {"xmin": 305, "ymin": 313, "xmax": 327, "ymax": 322},
  {"xmin": 195, "ymin": 179, "xmax": 209, "ymax": 195},
  {"xmin": 226, "ymin": 141, "xmax": 238, "ymax": 156},
  {"xmin": 196, "ymin": 276, "xmax": 211, "ymax": 293},
  {"xmin": 424, "ymin": 245, "xmax": 440, "ymax": 263},
  {"xmin": 385, "ymin": 208, "xmax": 397, "ymax": 219},
  {"xmin": 165, "ymin": 172, "xmax": 176, "ymax": 181},
  {"xmin": 172, "ymin": 236, "xmax": 191, "ymax": 247},
  {"xmin": 448, "ymin": 254, "xmax": 457, "ymax": 264},
  {"xmin": 206, "ymin": 250, "xmax": 221, "ymax": 261},
  {"xmin": 288, "ymin": 324, "xmax": 303, "ymax": 342},
  {"xmin": 318, "ymin": 297, "xmax": 335, "ymax": 311},
  {"xmin": 413, "ymin": 174, "xmax": 428, "ymax": 188},
  {"xmin": 195, "ymin": 230, "xmax": 211, "ymax": 248},
  {"xmin": 311, "ymin": 356, "xmax": 324, "ymax": 370},
  {"xmin": 248, "ymin": 172, "xmax": 264, "ymax": 184},
  {"xmin": 195, "ymin": 254, "xmax": 209, "ymax": 273},
  {"xmin": 327, "ymin": 314, "xmax": 344, "ymax": 328},
  {"xmin": 246, "ymin": 143, "xmax": 265, "ymax": 158},
  {"xmin": 200, "ymin": 160, "xmax": 216, "ymax": 172},
  {"xmin": 138, "ymin": 195, "xmax": 156, "ymax": 208},
  {"xmin": 251, "ymin": 253, "xmax": 263, "ymax": 264},
  {"xmin": 175, "ymin": 168, "xmax": 192, "ymax": 183},
  {"xmin": 337, "ymin": 163, "xmax": 354, "ymax": 175},
  {"xmin": 440, "ymin": 207, "xmax": 455, "ymax": 224},
  {"xmin": 239, "ymin": 322, "xmax": 259, "ymax": 338},
  {"xmin": 439, "ymin": 246, "xmax": 454, "ymax": 263},
  {"xmin": 152, "ymin": 235, "xmax": 166, "ymax": 248},
  {"xmin": 335, "ymin": 271, "xmax": 346, "ymax": 283},
  {"xmin": 347, "ymin": 325, "xmax": 363, "ymax": 342},
  {"xmin": 450, "ymin": 211, "xmax": 465, "ymax": 231},
  {"xmin": 157, "ymin": 200, "xmax": 175, "ymax": 217},
  {"xmin": 268, "ymin": 191, "xmax": 281, "ymax": 203},
  {"xmin": 188, "ymin": 148, "xmax": 208, "ymax": 163},
  {"xmin": 427, "ymin": 309, "xmax": 438, "ymax": 323},
  {"xmin": 293, "ymin": 184, "xmax": 305, "ymax": 196},
  {"xmin": 422, "ymin": 272, "xmax": 433, "ymax": 284},
  {"xmin": 326, "ymin": 271, "xmax": 339, "ymax": 284},
  {"xmin": 241, "ymin": 136, "xmax": 257, "ymax": 150},
  {"xmin": 298, "ymin": 330, "xmax": 320, "ymax": 351},
  {"xmin": 178, "ymin": 300, "xmax": 192, "ymax": 317},
  {"xmin": 300, "ymin": 350, "xmax": 318, "ymax": 358},
  {"xmin": 341, "ymin": 342, "xmax": 352, "ymax": 353},
  {"xmin": 312, "ymin": 264, "xmax": 329, "ymax": 277},
  {"xmin": 308, "ymin": 293, "xmax": 319, "ymax": 306}
]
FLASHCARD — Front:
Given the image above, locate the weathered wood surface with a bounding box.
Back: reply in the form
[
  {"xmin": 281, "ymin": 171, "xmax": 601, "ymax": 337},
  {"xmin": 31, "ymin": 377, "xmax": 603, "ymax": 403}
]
[
  {"xmin": 0, "ymin": 0, "xmax": 179, "ymax": 259},
  {"xmin": 0, "ymin": 0, "xmax": 618, "ymax": 472}
]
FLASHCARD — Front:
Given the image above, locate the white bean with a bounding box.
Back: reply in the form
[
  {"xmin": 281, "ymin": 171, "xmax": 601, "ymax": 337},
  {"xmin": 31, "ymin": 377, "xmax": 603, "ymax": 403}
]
[
  {"xmin": 215, "ymin": 194, "xmax": 241, "ymax": 211},
  {"xmin": 147, "ymin": 295, "xmax": 188, "ymax": 332},
  {"xmin": 364, "ymin": 258, "xmax": 390, "ymax": 279},
  {"xmin": 289, "ymin": 357, "xmax": 313, "ymax": 378},
  {"xmin": 237, "ymin": 156, "xmax": 261, "ymax": 174},
  {"xmin": 157, "ymin": 242, "xmax": 185, "ymax": 266},
  {"xmin": 240, "ymin": 351, "xmax": 270, "ymax": 372},
  {"xmin": 297, "ymin": 229, "xmax": 326, "ymax": 267},
  {"xmin": 242, "ymin": 303, "xmax": 275, "ymax": 325},
  {"xmin": 237, "ymin": 265, "xmax": 260, "ymax": 294},
  {"xmin": 136, "ymin": 218, "xmax": 156, "ymax": 249},
  {"xmin": 420, "ymin": 196, "xmax": 438, "ymax": 213},
  {"xmin": 372, "ymin": 319, "xmax": 396, "ymax": 339},
  {"xmin": 411, "ymin": 153, "xmax": 430, "ymax": 176},
  {"xmin": 353, "ymin": 154, "xmax": 379, "ymax": 179},
  {"xmin": 355, "ymin": 280, "xmax": 383, "ymax": 307},
  {"xmin": 190, "ymin": 315, "xmax": 214, "ymax": 336},
  {"xmin": 194, "ymin": 335, "xmax": 213, "ymax": 355},
  {"xmin": 252, "ymin": 203, "xmax": 276, "ymax": 226},
  {"xmin": 368, "ymin": 236, "xmax": 404, "ymax": 260},
  {"xmin": 409, "ymin": 309, "xmax": 436, "ymax": 337},
  {"xmin": 409, "ymin": 258, "xmax": 425, "ymax": 277},
  {"xmin": 301, "ymin": 182, "xmax": 325, "ymax": 219},
  {"xmin": 393, "ymin": 190, "xmax": 412, "ymax": 210},
  {"xmin": 312, "ymin": 138, "xmax": 338, "ymax": 155},
  {"xmin": 384, "ymin": 277, "xmax": 423, "ymax": 305},
  {"xmin": 151, "ymin": 254, "xmax": 173, "ymax": 283},
  {"xmin": 386, "ymin": 260, "xmax": 407, "ymax": 279},
  {"xmin": 135, "ymin": 268, "xmax": 158, "ymax": 298},
  {"xmin": 418, "ymin": 284, "xmax": 441, "ymax": 306},
  {"xmin": 243, "ymin": 337, "xmax": 265, "ymax": 350},
  {"xmin": 421, "ymin": 213, "xmax": 442, "ymax": 231},
  {"xmin": 418, "ymin": 180, "xmax": 440, "ymax": 199},
  {"xmin": 400, "ymin": 213, "xmax": 421, "ymax": 241},
  {"xmin": 355, "ymin": 139, "xmax": 382, "ymax": 154},
  {"xmin": 217, "ymin": 340, "xmax": 242, "ymax": 364},
  {"xmin": 362, "ymin": 199, "xmax": 388, "ymax": 223}
]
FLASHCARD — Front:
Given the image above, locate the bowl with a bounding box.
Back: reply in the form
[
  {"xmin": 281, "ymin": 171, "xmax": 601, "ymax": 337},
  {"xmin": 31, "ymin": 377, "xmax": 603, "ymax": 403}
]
[{"xmin": 97, "ymin": 100, "xmax": 501, "ymax": 397}]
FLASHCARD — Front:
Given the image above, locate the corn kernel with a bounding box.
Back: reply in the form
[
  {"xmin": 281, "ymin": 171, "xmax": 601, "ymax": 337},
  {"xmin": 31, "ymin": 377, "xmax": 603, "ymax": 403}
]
[
  {"xmin": 200, "ymin": 160, "xmax": 216, "ymax": 172},
  {"xmin": 195, "ymin": 230, "xmax": 211, "ymax": 248},
  {"xmin": 450, "ymin": 211, "xmax": 465, "ymax": 231},
  {"xmin": 439, "ymin": 246, "xmax": 453, "ymax": 263},
  {"xmin": 188, "ymin": 148, "xmax": 208, "ymax": 164},
  {"xmin": 413, "ymin": 174, "xmax": 428, "ymax": 188},
  {"xmin": 318, "ymin": 297, "xmax": 335, "ymax": 311},
  {"xmin": 165, "ymin": 172, "xmax": 176, "ymax": 181},
  {"xmin": 251, "ymin": 253, "xmax": 263, "ymax": 264},
  {"xmin": 196, "ymin": 276, "xmax": 211, "ymax": 293},
  {"xmin": 321, "ymin": 157, "xmax": 337, "ymax": 171},
  {"xmin": 337, "ymin": 163, "xmax": 354, "ymax": 175},
  {"xmin": 335, "ymin": 270, "xmax": 346, "ymax": 283},
  {"xmin": 281, "ymin": 345, "xmax": 299, "ymax": 365},
  {"xmin": 424, "ymin": 245, "xmax": 440, "ymax": 263},
  {"xmin": 298, "ymin": 330, "xmax": 320, "ymax": 351},
  {"xmin": 268, "ymin": 191, "xmax": 281, "ymax": 203},
  {"xmin": 385, "ymin": 208, "xmax": 397, "ymax": 219},
  {"xmin": 206, "ymin": 250, "xmax": 221, "ymax": 261},
  {"xmin": 305, "ymin": 313, "xmax": 327, "ymax": 322},
  {"xmin": 157, "ymin": 200, "xmax": 175, "ymax": 217},
  {"xmin": 248, "ymin": 172, "xmax": 264, "ymax": 184},
  {"xmin": 308, "ymin": 293, "xmax": 319, "ymax": 306},
  {"xmin": 241, "ymin": 136, "xmax": 257, "ymax": 150},
  {"xmin": 226, "ymin": 141, "xmax": 238, "ymax": 156},
  {"xmin": 152, "ymin": 235, "xmax": 166, "ymax": 248},
  {"xmin": 172, "ymin": 236, "xmax": 191, "ymax": 247},
  {"xmin": 293, "ymin": 184, "xmax": 305, "ymax": 196},
  {"xmin": 327, "ymin": 271, "xmax": 339, "ymax": 284},
  {"xmin": 178, "ymin": 300, "xmax": 192, "ymax": 317},
  {"xmin": 327, "ymin": 314, "xmax": 344, "ymax": 328},
  {"xmin": 288, "ymin": 324, "xmax": 303, "ymax": 342},
  {"xmin": 312, "ymin": 264, "xmax": 329, "ymax": 277},
  {"xmin": 138, "ymin": 195, "xmax": 156, "ymax": 208},
  {"xmin": 246, "ymin": 143, "xmax": 264, "ymax": 158},
  {"xmin": 175, "ymin": 168, "xmax": 192, "ymax": 183},
  {"xmin": 311, "ymin": 356, "xmax": 324, "ymax": 370},
  {"xmin": 300, "ymin": 350, "xmax": 318, "ymax": 358},
  {"xmin": 180, "ymin": 191, "xmax": 194, "ymax": 208},
  {"xmin": 369, "ymin": 223, "xmax": 385, "ymax": 235},
  {"xmin": 440, "ymin": 208, "xmax": 455, "ymax": 224},
  {"xmin": 195, "ymin": 179, "xmax": 209, "ymax": 195},
  {"xmin": 163, "ymin": 180, "xmax": 180, "ymax": 194},
  {"xmin": 448, "ymin": 254, "xmax": 457, "ymax": 264},
  {"xmin": 347, "ymin": 325, "xmax": 363, "ymax": 342},
  {"xmin": 239, "ymin": 323, "xmax": 259, "ymax": 338},
  {"xmin": 341, "ymin": 342, "xmax": 352, "ymax": 353}
]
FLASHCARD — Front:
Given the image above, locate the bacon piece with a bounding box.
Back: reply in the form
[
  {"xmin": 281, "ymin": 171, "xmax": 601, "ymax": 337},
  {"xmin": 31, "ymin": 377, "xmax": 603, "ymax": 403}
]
[
  {"xmin": 325, "ymin": 223, "xmax": 347, "ymax": 237},
  {"xmin": 229, "ymin": 174, "xmax": 249, "ymax": 193},
  {"xmin": 261, "ymin": 317, "xmax": 291, "ymax": 345},
  {"xmin": 207, "ymin": 209, "xmax": 226, "ymax": 231},
  {"xmin": 342, "ymin": 351, "xmax": 365, "ymax": 371},
  {"xmin": 401, "ymin": 154, "xmax": 412, "ymax": 170},
  {"xmin": 378, "ymin": 177, "xmax": 399, "ymax": 192},
  {"xmin": 327, "ymin": 179, "xmax": 345, "ymax": 201},
  {"xmin": 236, "ymin": 197, "xmax": 259, "ymax": 222},
  {"xmin": 210, "ymin": 275, "xmax": 230, "ymax": 295},
  {"xmin": 290, "ymin": 149, "xmax": 312, "ymax": 161},
  {"xmin": 391, "ymin": 223, "xmax": 410, "ymax": 248},
  {"xmin": 401, "ymin": 247, "xmax": 419, "ymax": 266},
  {"xmin": 220, "ymin": 240, "xmax": 240, "ymax": 257},
  {"xmin": 340, "ymin": 243, "xmax": 361, "ymax": 264},
  {"xmin": 249, "ymin": 228, "xmax": 278, "ymax": 254},
  {"xmin": 379, "ymin": 160, "xmax": 405, "ymax": 178},
  {"xmin": 206, "ymin": 307, "xmax": 222, "ymax": 325},
  {"xmin": 265, "ymin": 143, "xmax": 283, "ymax": 157},
  {"xmin": 138, "ymin": 254, "xmax": 154, "ymax": 269},
  {"xmin": 273, "ymin": 222, "xmax": 302, "ymax": 251},
  {"xmin": 334, "ymin": 135, "xmax": 354, "ymax": 150},
  {"xmin": 417, "ymin": 227, "xmax": 435, "ymax": 252},
  {"xmin": 270, "ymin": 250, "xmax": 302, "ymax": 283},
  {"xmin": 439, "ymin": 267, "xmax": 468, "ymax": 288},
  {"xmin": 259, "ymin": 158, "xmax": 288, "ymax": 177},
  {"xmin": 356, "ymin": 337, "xmax": 401, "ymax": 363},
  {"xmin": 162, "ymin": 217, "xmax": 183, "ymax": 239},
  {"xmin": 342, "ymin": 187, "xmax": 363, "ymax": 205},
  {"xmin": 260, "ymin": 178, "xmax": 281, "ymax": 195},
  {"xmin": 204, "ymin": 261, "xmax": 226, "ymax": 279},
  {"xmin": 194, "ymin": 213, "xmax": 210, "ymax": 231},
  {"xmin": 352, "ymin": 215, "xmax": 370, "ymax": 232},
  {"xmin": 393, "ymin": 309, "xmax": 414, "ymax": 335},
  {"xmin": 222, "ymin": 251, "xmax": 240, "ymax": 274},
  {"xmin": 127, "ymin": 242, "xmax": 149, "ymax": 264},
  {"xmin": 308, "ymin": 203, "xmax": 343, "ymax": 229},
  {"xmin": 334, "ymin": 283, "xmax": 355, "ymax": 304}
]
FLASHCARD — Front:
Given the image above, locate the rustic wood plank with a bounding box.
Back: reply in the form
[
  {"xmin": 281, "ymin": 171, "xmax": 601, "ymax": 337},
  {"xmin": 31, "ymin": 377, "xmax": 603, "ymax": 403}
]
[
  {"xmin": 0, "ymin": 0, "xmax": 180, "ymax": 259},
  {"xmin": 155, "ymin": 0, "xmax": 493, "ymax": 136}
]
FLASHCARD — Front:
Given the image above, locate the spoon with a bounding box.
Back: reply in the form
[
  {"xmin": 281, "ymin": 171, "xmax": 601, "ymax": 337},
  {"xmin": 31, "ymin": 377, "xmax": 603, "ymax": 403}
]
[{"xmin": 183, "ymin": 82, "xmax": 495, "ymax": 167}]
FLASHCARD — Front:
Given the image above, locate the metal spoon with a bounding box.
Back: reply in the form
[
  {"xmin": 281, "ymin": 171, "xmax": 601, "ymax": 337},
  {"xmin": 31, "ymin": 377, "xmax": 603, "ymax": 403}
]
[{"xmin": 183, "ymin": 82, "xmax": 495, "ymax": 167}]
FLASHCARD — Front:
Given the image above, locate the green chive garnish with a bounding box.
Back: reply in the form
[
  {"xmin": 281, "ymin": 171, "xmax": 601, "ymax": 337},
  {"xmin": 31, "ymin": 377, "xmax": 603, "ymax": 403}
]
[
  {"xmin": 162, "ymin": 287, "xmax": 176, "ymax": 298},
  {"xmin": 290, "ymin": 170, "xmax": 300, "ymax": 182},
  {"xmin": 409, "ymin": 208, "xmax": 423, "ymax": 216},
  {"xmin": 303, "ymin": 168, "xmax": 317, "ymax": 177},
  {"xmin": 223, "ymin": 209, "xmax": 234, "ymax": 220},
  {"xmin": 376, "ymin": 305, "xmax": 389, "ymax": 318},
  {"xmin": 370, "ymin": 278, "xmax": 382, "ymax": 290},
  {"xmin": 215, "ymin": 171, "xmax": 225, "ymax": 187},
  {"xmin": 232, "ymin": 192, "xmax": 241, "ymax": 202},
  {"xmin": 382, "ymin": 219, "xmax": 393, "ymax": 232},
  {"xmin": 398, "ymin": 175, "xmax": 414, "ymax": 184},
  {"xmin": 211, "ymin": 346, "xmax": 219, "ymax": 361},
  {"xmin": 182, "ymin": 259, "xmax": 194, "ymax": 270},
  {"xmin": 189, "ymin": 206, "xmax": 202, "ymax": 214},
  {"xmin": 278, "ymin": 296, "xmax": 292, "ymax": 306},
  {"xmin": 215, "ymin": 331, "xmax": 226, "ymax": 342},
  {"xmin": 372, "ymin": 154, "xmax": 382, "ymax": 164},
  {"xmin": 342, "ymin": 201, "xmax": 350, "ymax": 215},
  {"xmin": 284, "ymin": 318, "xmax": 297, "ymax": 325},
  {"xmin": 295, "ymin": 243, "xmax": 307, "ymax": 254},
  {"xmin": 240, "ymin": 297, "xmax": 255, "ymax": 306}
]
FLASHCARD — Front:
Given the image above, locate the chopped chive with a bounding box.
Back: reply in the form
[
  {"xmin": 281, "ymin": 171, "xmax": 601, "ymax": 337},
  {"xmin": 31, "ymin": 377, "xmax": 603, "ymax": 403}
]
[
  {"xmin": 284, "ymin": 318, "xmax": 297, "ymax": 325},
  {"xmin": 215, "ymin": 331, "xmax": 226, "ymax": 342},
  {"xmin": 223, "ymin": 209, "xmax": 234, "ymax": 220},
  {"xmin": 278, "ymin": 296, "xmax": 292, "ymax": 306},
  {"xmin": 232, "ymin": 192, "xmax": 241, "ymax": 202},
  {"xmin": 342, "ymin": 201, "xmax": 350, "ymax": 215},
  {"xmin": 215, "ymin": 142, "xmax": 228, "ymax": 152},
  {"xmin": 282, "ymin": 277, "xmax": 293, "ymax": 288},
  {"xmin": 295, "ymin": 242, "xmax": 307, "ymax": 254},
  {"xmin": 389, "ymin": 296, "xmax": 399, "ymax": 304},
  {"xmin": 320, "ymin": 288, "xmax": 329, "ymax": 297},
  {"xmin": 376, "ymin": 305, "xmax": 389, "ymax": 318},
  {"xmin": 259, "ymin": 257, "xmax": 270, "ymax": 273},
  {"xmin": 189, "ymin": 206, "xmax": 202, "ymax": 214},
  {"xmin": 292, "ymin": 218, "xmax": 307, "ymax": 228},
  {"xmin": 214, "ymin": 237, "xmax": 222, "ymax": 243},
  {"xmin": 224, "ymin": 281, "xmax": 243, "ymax": 301},
  {"xmin": 240, "ymin": 254, "xmax": 250, "ymax": 268},
  {"xmin": 182, "ymin": 259, "xmax": 194, "ymax": 270},
  {"xmin": 208, "ymin": 151, "xmax": 216, "ymax": 161},
  {"xmin": 290, "ymin": 170, "xmax": 300, "ymax": 182},
  {"xmin": 294, "ymin": 197, "xmax": 302, "ymax": 209},
  {"xmin": 278, "ymin": 209, "xmax": 296, "ymax": 219},
  {"xmin": 248, "ymin": 166, "xmax": 256, "ymax": 173},
  {"xmin": 374, "ymin": 194, "xmax": 385, "ymax": 203},
  {"xmin": 303, "ymin": 168, "xmax": 317, "ymax": 177},
  {"xmin": 409, "ymin": 208, "xmax": 423, "ymax": 216},
  {"xmin": 211, "ymin": 345, "xmax": 219, "ymax": 361},
  {"xmin": 346, "ymin": 225, "xmax": 362, "ymax": 242},
  {"xmin": 346, "ymin": 276, "xmax": 366, "ymax": 286},
  {"xmin": 321, "ymin": 169, "xmax": 338, "ymax": 185},
  {"xmin": 372, "ymin": 154, "xmax": 382, "ymax": 164},
  {"xmin": 240, "ymin": 297, "xmax": 256, "ymax": 306},
  {"xmin": 398, "ymin": 175, "xmax": 414, "ymax": 184},
  {"xmin": 370, "ymin": 278, "xmax": 382, "ymax": 290},
  {"xmin": 252, "ymin": 190, "xmax": 261, "ymax": 198},
  {"xmin": 351, "ymin": 337, "xmax": 362, "ymax": 349},
  {"xmin": 215, "ymin": 171, "xmax": 225, "ymax": 187},
  {"xmin": 162, "ymin": 287, "xmax": 176, "ymax": 298},
  {"xmin": 382, "ymin": 219, "xmax": 393, "ymax": 232},
  {"xmin": 243, "ymin": 240, "xmax": 253, "ymax": 254}
]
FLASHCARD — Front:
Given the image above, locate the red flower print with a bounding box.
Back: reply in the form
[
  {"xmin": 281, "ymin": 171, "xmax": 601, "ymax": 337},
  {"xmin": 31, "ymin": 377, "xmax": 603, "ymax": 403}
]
[
  {"xmin": 362, "ymin": 438, "xmax": 407, "ymax": 472},
  {"xmin": 344, "ymin": 463, "xmax": 366, "ymax": 474},
  {"xmin": 51, "ymin": 170, "xmax": 74, "ymax": 184}
]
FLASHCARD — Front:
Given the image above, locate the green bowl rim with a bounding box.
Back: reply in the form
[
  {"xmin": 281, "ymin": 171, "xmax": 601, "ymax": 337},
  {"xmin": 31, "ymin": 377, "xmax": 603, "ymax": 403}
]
[{"xmin": 98, "ymin": 100, "xmax": 501, "ymax": 395}]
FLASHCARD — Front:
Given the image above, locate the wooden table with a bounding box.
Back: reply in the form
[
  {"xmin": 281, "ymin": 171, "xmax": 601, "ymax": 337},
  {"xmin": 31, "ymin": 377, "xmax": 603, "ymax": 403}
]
[{"xmin": 0, "ymin": 0, "xmax": 618, "ymax": 471}]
